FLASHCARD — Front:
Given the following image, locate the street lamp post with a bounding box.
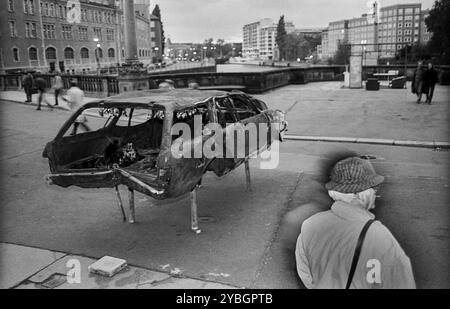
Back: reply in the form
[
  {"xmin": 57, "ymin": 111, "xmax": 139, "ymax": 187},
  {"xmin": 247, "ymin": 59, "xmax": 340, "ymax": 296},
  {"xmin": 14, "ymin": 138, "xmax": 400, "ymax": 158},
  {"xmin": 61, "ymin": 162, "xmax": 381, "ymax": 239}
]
[
  {"xmin": 202, "ymin": 46, "xmax": 207, "ymax": 63},
  {"xmin": 94, "ymin": 38, "xmax": 101, "ymax": 75}
]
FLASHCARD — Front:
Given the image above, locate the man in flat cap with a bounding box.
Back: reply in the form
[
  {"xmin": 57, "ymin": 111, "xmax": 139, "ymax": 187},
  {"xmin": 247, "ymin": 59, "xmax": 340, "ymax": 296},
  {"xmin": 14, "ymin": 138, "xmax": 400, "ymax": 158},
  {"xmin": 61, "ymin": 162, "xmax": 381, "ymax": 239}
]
[{"xmin": 295, "ymin": 157, "xmax": 416, "ymax": 289}]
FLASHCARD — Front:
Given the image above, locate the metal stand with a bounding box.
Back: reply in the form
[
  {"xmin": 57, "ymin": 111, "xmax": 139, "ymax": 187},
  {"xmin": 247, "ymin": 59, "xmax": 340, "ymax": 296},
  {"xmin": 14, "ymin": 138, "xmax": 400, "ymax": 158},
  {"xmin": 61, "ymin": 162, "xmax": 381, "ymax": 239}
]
[
  {"xmin": 190, "ymin": 188, "xmax": 201, "ymax": 234},
  {"xmin": 128, "ymin": 187, "xmax": 135, "ymax": 224},
  {"xmin": 115, "ymin": 186, "xmax": 127, "ymax": 222},
  {"xmin": 245, "ymin": 160, "xmax": 252, "ymax": 192}
]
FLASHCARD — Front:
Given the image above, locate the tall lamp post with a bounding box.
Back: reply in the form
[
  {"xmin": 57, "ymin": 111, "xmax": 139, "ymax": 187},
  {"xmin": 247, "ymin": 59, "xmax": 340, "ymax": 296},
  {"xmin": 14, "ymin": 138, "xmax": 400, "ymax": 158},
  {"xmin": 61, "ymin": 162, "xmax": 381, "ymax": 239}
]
[{"xmin": 94, "ymin": 37, "xmax": 101, "ymax": 75}]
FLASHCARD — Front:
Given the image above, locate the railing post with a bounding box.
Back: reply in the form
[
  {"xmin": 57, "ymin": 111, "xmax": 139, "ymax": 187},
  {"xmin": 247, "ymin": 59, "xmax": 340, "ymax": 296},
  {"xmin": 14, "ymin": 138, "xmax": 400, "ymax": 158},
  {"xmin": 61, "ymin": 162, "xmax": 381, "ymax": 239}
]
[
  {"xmin": 0, "ymin": 75, "xmax": 5, "ymax": 91},
  {"xmin": 102, "ymin": 78, "xmax": 109, "ymax": 97},
  {"xmin": 17, "ymin": 75, "xmax": 22, "ymax": 90}
]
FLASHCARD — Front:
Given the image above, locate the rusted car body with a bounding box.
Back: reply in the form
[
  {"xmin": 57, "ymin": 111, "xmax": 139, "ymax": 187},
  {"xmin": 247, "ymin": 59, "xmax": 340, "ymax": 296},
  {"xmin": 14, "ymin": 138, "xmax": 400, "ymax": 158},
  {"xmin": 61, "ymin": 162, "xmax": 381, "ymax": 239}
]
[{"xmin": 43, "ymin": 89, "xmax": 287, "ymax": 231}]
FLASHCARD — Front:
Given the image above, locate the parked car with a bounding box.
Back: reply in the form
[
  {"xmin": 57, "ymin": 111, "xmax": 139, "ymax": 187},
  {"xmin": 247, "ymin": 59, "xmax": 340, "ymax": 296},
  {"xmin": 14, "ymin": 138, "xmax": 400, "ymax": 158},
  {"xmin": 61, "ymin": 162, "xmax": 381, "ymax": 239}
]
[{"xmin": 42, "ymin": 89, "xmax": 287, "ymax": 230}]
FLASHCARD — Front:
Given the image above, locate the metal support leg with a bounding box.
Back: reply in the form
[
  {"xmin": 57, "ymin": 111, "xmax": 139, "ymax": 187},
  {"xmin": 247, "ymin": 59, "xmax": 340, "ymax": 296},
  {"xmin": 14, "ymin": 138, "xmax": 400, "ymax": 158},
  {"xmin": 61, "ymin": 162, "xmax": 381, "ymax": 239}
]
[
  {"xmin": 245, "ymin": 160, "xmax": 252, "ymax": 192},
  {"xmin": 115, "ymin": 186, "xmax": 127, "ymax": 222},
  {"xmin": 128, "ymin": 187, "xmax": 136, "ymax": 224},
  {"xmin": 190, "ymin": 189, "xmax": 201, "ymax": 234}
]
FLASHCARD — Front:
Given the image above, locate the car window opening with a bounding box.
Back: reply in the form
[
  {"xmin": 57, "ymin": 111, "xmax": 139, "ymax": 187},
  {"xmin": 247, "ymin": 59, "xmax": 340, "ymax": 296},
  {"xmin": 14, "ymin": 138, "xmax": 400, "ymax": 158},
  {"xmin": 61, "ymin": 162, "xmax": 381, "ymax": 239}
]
[{"xmin": 66, "ymin": 107, "xmax": 165, "ymax": 176}]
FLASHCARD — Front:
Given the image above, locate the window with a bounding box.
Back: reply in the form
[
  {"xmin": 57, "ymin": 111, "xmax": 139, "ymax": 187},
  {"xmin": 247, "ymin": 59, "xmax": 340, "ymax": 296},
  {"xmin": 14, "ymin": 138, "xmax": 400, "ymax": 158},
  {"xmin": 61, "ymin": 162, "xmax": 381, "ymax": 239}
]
[
  {"xmin": 49, "ymin": 3, "xmax": 54, "ymax": 16},
  {"xmin": 25, "ymin": 22, "xmax": 30, "ymax": 37},
  {"xmin": 106, "ymin": 29, "xmax": 114, "ymax": 41},
  {"xmin": 29, "ymin": 47, "xmax": 38, "ymax": 60},
  {"xmin": 12, "ymin": 48, "xmax": 19, "ymax": 62},
  {"xmin": 28, "ymin": 0, "xmax": 34, "ymax": 14},
  {"xmin": 23, "ymin": 0, "xmax": 28, "ymax": 13},
  {"xmin": 64, "ymin": 47, "xmax": 74, "ymax": 59},
  {"xmin": 108, "ymin": 48, "xmax": 115, "ymax": 58},
  {"xmin": 8, "ymin": 0, "xmax": 14, "ymax": 12},
  {"xmin": 45, "ymin": 47, "xmax": 56, "ymax": 60},
  {"xmin": 81, "ymin": 9, "xmax": 87, "ymax": 21},
  {"xmin": 44, "ymin": 3, "xmax": 48, "ymax": 16},
  {"xmin": 81, "ymin": 47, "xmax": 89, "ymax": 59},
  {"xmin": 9, "ymin": 21, "xmax": 17, "ymax": 37},
  {"xmin": 78, "ymin": 26, "xmax": 88, "ymax": 41},
  {"xmin": 62, "ymin": 25, "xmax": 73, "ymax": 40},
  {"xmin": 43, "ymin": 24, "xmax": 55, "ymax": 39},
  {"xmin": 25, "ymin": 22, "xmax": 37, "ymax": 38},
  {"xmin": 94, "ymin": 28, "xmax": 102, "ymax": 41}
]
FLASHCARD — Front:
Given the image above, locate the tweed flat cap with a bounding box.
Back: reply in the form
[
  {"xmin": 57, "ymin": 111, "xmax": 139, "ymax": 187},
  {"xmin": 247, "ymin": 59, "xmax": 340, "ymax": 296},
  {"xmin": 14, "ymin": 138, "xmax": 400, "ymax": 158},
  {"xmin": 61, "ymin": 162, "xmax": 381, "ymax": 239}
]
[{"xmin": 325, "ymin": 157, "xmax": 384, "ymax": 193}]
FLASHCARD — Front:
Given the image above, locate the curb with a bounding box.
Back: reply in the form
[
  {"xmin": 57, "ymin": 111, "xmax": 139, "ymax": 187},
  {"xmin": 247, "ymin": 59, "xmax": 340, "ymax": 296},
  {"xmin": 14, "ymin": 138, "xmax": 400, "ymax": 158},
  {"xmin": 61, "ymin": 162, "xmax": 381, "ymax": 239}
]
[{"xmin": 284, "ymin": 135, "xmax": 450, "ymax": 149}]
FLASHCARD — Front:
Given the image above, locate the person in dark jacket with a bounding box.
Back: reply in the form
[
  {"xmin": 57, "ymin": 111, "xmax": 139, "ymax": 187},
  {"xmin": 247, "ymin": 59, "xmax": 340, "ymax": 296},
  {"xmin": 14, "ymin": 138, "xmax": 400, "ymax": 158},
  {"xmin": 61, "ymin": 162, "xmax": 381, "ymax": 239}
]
[
  {"xmin": 423, "ymin": 62, "xmax": 439, "ymax": 104},
  {"xmin": 35, "ymin": 77, "xmax": 54, "ymax": 111},
  {"xmin": 22, "ymin": 73, "xmax": 34, "ymax": 103},
  {"xmin": 412, "ymin": 61, "xmax": 425, "ymax": 104}
]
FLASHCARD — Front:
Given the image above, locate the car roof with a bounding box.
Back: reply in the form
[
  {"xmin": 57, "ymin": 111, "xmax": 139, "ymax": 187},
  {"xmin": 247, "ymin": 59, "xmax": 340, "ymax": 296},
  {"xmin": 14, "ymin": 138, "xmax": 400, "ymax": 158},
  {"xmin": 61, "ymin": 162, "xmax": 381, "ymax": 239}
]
[{"xmin": 97, "ymin": 88, "xmax": 230, "ymax": 110}]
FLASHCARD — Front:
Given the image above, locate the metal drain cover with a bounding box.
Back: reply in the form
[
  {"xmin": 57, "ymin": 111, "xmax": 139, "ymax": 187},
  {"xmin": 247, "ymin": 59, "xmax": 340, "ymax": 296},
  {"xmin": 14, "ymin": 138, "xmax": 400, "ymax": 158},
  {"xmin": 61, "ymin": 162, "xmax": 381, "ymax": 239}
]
[
  {"xmin": 198, "ymin": 216, "xmax": 216, "ymax": 223},
  {"xmin": 360, "ymin": 155, "xmax": 377, "ymax": 160}
]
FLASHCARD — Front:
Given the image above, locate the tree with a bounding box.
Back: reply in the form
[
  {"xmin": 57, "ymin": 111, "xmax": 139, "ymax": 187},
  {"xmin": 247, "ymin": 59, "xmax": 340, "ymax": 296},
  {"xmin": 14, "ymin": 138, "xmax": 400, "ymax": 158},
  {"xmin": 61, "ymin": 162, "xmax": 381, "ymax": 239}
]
[
  {"xmin": 332, "ymin": 42, "xmax": 351, "ymax": 65},
  {"xmin": 425, "ymin": 0, "xmax": 450, "ymax": 64},
  {"xmin": 216, "ymin": 38, "xmax": 225, "ymax": 58},
  {"xmin": 276, "ymin": 15, "xmax": 288, "ymax": 60},
  {"xmin": 152, "ymin": 4, "xmax": 165, "ymax": 54},
  {"xmin": 396, "ymin": 43, "xmax": 432, "ymax": 64}
]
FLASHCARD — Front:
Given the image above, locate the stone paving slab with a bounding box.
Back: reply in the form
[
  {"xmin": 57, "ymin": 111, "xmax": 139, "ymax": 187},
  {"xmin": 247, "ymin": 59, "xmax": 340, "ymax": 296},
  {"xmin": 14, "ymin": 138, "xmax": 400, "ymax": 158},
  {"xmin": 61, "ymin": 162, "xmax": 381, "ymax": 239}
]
[
  {"xmin": 13, "ymin": 252, "xmax": 237, "ymax": 289},
  {"xmin": 0, "ymin": 243, "xmax": 66, "ymax": 289}
]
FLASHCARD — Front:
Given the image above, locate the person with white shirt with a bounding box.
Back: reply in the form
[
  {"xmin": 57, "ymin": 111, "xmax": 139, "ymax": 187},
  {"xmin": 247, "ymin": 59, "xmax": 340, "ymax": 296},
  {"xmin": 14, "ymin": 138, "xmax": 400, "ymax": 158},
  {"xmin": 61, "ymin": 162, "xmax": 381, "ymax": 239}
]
[
  {"xmin": 295, "ymin": 156, "xmax": 416, "ymax": 289},
  {"xmin": 63, "ymin": 80, "xmax": 90, "ymax": 135}
]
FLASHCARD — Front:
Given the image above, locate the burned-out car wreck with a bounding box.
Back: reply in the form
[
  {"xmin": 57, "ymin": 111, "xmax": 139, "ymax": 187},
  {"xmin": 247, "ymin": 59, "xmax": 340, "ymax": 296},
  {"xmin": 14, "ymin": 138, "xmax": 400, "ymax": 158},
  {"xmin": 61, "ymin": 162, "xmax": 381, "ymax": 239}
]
[{"xmin": 43, "ymin": 89, "xmax": 287, "ymax": 233}]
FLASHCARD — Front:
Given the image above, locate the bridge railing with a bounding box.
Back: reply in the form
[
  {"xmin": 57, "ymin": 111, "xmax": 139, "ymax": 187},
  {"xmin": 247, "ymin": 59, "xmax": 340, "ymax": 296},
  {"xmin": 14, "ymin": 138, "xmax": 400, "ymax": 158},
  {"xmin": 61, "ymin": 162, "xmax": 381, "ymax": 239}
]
[
  {"xmin": 0, "ymin": 73, "xmax": 120, "ymax": 97},
  {"xmin": 2, "ymin": 65, "xmax": 448, "ymax": 97}
]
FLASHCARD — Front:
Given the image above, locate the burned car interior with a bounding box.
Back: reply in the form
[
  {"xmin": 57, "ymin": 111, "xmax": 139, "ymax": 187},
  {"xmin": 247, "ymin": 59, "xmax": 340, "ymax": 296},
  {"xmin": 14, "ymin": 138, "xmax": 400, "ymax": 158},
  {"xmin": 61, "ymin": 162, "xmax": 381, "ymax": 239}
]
[{"xmin": 43, "ymin": 89, "xmax": 287, "ymax": 233}]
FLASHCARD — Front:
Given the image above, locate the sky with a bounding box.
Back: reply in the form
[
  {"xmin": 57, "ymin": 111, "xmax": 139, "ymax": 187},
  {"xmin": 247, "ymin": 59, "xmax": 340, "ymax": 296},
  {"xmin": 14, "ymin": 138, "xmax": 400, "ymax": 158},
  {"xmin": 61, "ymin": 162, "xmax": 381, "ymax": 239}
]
[{"xmin": 150, "ymin": 0, "xmax": 436, "ymax": 43}]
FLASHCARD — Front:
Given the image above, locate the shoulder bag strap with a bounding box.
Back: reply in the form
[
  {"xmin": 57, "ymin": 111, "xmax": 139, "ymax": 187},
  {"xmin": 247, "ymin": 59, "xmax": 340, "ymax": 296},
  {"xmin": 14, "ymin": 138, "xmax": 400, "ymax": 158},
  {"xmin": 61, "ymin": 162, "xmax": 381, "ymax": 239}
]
[{"xmin": 346, "ymin": 219, "xmax": 376, "ymax": 289}]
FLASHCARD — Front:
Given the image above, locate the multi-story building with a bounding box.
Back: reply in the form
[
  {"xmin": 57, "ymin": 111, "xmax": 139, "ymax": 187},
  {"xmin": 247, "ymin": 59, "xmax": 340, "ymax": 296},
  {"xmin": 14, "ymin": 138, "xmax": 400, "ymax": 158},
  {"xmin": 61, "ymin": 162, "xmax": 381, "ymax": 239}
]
[
  {"xmin": 321, "ymin": 2, "xmax": 431, "ymax": 61},
  {"xmin": 348, "ymin": 14, "xmax": 378, "ymax": 65},
  {"xmin": 242, "ymin": 18, "xmax": 296, "ymax": 60},
  {"xmin": 242, "ymin": 21, "xmax": 260, "ymax": 59},
  {"xmin": 378, "ymin": 3, "xmax": 422, "ymax": 58},
  {"xmin": 150, "ymin": 14, "xmax": 163, "ymax": 63},
  {"xmin": 420, "ymin": 9, "xmax": 431, "ymax": 44},
  {"xmin": 0, "ymin": 0, "xmax": 159, "ymax": 73},
  {"xmin": 322, "ymin": 20, "xmax": 348, "ymax": 60},
  {"xmin": 293, "ymin": 28, "xmax": 324, "ymax": 37},
  {"xmin": 318, "ymin": 29, "xmax": 329, "ymax": 60}
]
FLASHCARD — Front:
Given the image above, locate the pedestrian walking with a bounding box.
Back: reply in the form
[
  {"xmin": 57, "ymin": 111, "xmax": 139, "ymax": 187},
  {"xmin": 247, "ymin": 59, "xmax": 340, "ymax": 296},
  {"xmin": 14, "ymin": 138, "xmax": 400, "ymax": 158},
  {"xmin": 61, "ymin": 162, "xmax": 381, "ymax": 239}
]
[
  {"xmin": 52, "ymin": 74, "xmax": 64, "ymax": 106},
  {"xmin": 412, "ymin": 61, "xmax": 425, "ymax": 104},
  {"xmin": 295, "ymin": 156, "xmax": 416, "ymax": 289},
  {"xmin": 35, "ymin": 77, "xmax": 54, "ymax": 111},
  {"xmin": 63, "ymin": 80, "xmax": 90, "ymax": 135},
  {"xmin": 423, "ymin": 62, "xmax": 439, "ymax": 105},
  {"xmin": 22, "ymin": 73, "xmax": 34, "ymax": 103}
]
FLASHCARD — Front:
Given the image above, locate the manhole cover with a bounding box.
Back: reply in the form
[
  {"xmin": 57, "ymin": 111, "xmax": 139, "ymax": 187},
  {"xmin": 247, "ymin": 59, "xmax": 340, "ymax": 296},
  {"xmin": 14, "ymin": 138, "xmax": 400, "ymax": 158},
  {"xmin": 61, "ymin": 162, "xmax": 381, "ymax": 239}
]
[
  {"xmin": 360, "ymin": 155, "xmax": 377, "ymax": 160},
  {"xmin": 198, "ymin": 216, "xmax": 216, "ymax": 223}
]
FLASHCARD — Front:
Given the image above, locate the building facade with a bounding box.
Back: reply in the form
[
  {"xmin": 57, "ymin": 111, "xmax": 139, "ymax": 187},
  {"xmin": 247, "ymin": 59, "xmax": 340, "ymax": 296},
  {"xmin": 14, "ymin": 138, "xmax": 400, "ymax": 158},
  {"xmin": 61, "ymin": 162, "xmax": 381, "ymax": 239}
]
[
  {"xmin": 348, "ymin": 14, "xmax": 378, "ymax": 65},
  {"xmin": 0, "ymin": 0, "xmax": 159, "ymax": 73},
  {"xmin": 321, "ymin": 3, "xmax": 431, "ymax": 61},
  {"xmin": 150, "ymin": 14, "xmax": 163, "ymax": 63},
  {"xmin": 378, "ymin": 3, "xmax": 422, "ymax": 58},
  {"xmin": 242, "ymin": 18, "xmax": 296, "ymax": 60},
  {"xmin": 323, "ymin": 20, "xmax": 349, "ymax": 60},
  {"xmin": 242, "ymin": 21, "xmax": 260, "ymax": 59}
]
